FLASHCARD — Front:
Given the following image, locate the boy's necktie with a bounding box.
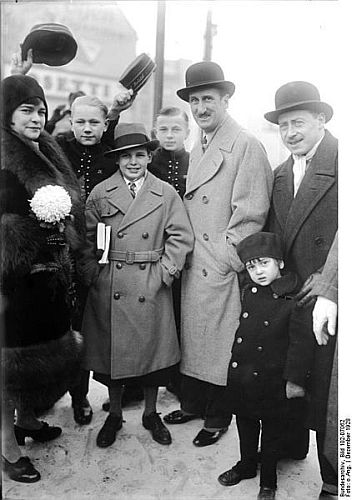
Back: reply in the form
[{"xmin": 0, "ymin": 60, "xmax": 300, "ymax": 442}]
[{"xmin": 129, "ymin": 182, "xmax": 136, "ymax": 198}]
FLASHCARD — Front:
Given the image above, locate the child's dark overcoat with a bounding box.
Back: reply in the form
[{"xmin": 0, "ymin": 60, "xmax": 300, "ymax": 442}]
[{"xmin": 226, "ymin": 273, "xmax": 315, "ymax": 419}]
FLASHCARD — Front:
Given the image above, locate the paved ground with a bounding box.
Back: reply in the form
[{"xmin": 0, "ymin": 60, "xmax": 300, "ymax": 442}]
[{"xmin": 2, "ymin": 380, "xmax": 323, "ymax": 500}]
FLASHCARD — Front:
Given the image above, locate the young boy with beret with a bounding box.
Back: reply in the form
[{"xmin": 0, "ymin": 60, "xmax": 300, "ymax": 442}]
[{"xmin": 218, "ymin": 232, "xmax": 315, "ymax": 500}]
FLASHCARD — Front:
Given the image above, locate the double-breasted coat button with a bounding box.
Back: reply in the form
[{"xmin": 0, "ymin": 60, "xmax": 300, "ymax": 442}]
[
  {"xmin": 257, "ymin": 346, "xmax": 263, "ymax": 352},
  {"xmin": 237, "ymin": 337, "xmax": 243, "ymax": 344},
  {"xmin": 138, "ymin": 296, "xmax": 145, "ymax": 302},
  {"xmin": 185, "ymin": 193, "xmax": 193, "ymax": 200},
  {"xmin": 272, "ymin": 293, "xmax": 279, "ymax": 299},
  {"xmin": 139, "ymin": 263, "xmax": 146, "ymax": 270},
  {"xmin": 116, "ymin": 262, "xmax": 123, "ymax": 269},
  {"xmin": 232, "ymin": 361, "xmax": 238, "ymax": 368},
  {"xmin": 264, "ymin": 320, "xmax": 269, "ymax": 326},
  {"xmin": 117, "ymin": 232, "xmax": 124, "ymax": 239},
  {"xmin": 253, "ymin": 372, "xmax": 258, "ymax": 377},
  {"xmin": 251, "ymin": 287, "xmax": 258, "ymax": 293},
  {"xmin": 203, "ymin": 233, "xmax": 209, "ymax": 241},
  {"xmin": 114, "ymin": 292, "xmax": 120, "ymax": 300},
  {"xmin": 202, "ymin": 268, "xmax": 208, "ymax": 277},
  {"xmin": 202, "ymin": 195, "xmax": 209, "ymax": 204},
  {"xmin": 142, "ymin": 232, "xmax": 149, "ymax": 239},
  {"xmin": 315, "ymin": 236, "xmax": 324, "ymax": 246},
  {"xmin": 242, "ymin": 312, "xmax": 249, "ymax": 318}
]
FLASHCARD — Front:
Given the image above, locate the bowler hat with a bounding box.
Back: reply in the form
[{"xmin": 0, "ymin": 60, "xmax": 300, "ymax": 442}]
[
  {"xmin": 237, "ymin": 232, "xmax": 283, "ymax": 264},
  {"xmin": 105, "ymin": 123, "xmax": 159, "ymax": 156},
  {"xmin": 264, "ymin": 81, "xmax": 333, "ymax": 124},
  {"xmin": 119, "ymin": 53, "xmax": 156, "ymax": 94},
  {"xmin": 21, "ymin": 23, "xmax": 77, "ymax": 66},
  {"xmin": 177, "ymin": 61, "xmax": 235, "ymax": 102}
]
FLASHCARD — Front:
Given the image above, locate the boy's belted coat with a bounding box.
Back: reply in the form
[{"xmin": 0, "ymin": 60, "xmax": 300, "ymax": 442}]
[
  {"xmin": 80, "ymin": 170, "xmax": 194, "ymax": 379},
  {"xmin": 180, "ymin": 115, "xmax": 273, "ymax": 386}
]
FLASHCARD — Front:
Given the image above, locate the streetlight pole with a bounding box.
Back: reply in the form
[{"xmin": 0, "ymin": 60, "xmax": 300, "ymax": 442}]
[
  {"xmin": 153, "ymin": 0, "xmax": 166, "ymax": 124},
  {"xmin": 203, "ymin": 8, "xmax": 216, "ymax": 61}
]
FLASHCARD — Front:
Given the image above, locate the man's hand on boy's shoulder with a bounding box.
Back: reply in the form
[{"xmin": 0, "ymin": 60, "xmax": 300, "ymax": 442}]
[
  {"xmin": 286, "ymin": 381, "xmax": 305, "ymax": 399},
  {"xmin": 108, "ymin": 83, "xmax": 135, "ymax": 120}
]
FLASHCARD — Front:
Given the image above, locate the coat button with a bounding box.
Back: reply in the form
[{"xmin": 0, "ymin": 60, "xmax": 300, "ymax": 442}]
[
  {"xmin": 264, "ymin": 320, "xmax": 269, "ymax": 326},
  {"xmin": 257, "ymin": 346, "xmax": 263, "ymax": 352},
  {"xmin": 202, "ymin": 195, "xmax": 209, "ymax": 204},
  {"xmin": 253, "ymin": 372, "xmax": 258, "ymax": 377},
  {"xmin": 142, "ymin": 232, "xmax": 149, "ymax": 239},
  {"xmin": 315, "ymin": 236, "xmax": 324, "ymax": 246},
  {"xmin": 242, "ymin": 312, "xmax": 249, "ymax": 318},
  {"xmin": 203, "ymin": 233, "xmax": 209, "ymax": 241},
  {"xmin": 139, "ymin": 263, "xmax": 146, "ymax": 270},
  {"xmin": 202, "ymin": 268, "xmax": 208, "ymax": 277},
  {"xmin": 237, "ymin": 337, "xmax": 243, "ymax": 344},
  {"xmin": 114, "ymin": 292, "xmax": 120, "ymax": 300},
  {"xmin": 185, "ymin": 193, "xmax": 193, "ymax": 200},
  {"xmin": 138, "ymin": 296, "xmax": 145, "ymax": 302},
  {"xmin": 117, "ymin": 232, "xmax": 124, "ymax": 239},
  {"xmin": 272, "ymin": 293, "xmax": 279, "ymax": 299},
  {"xmin": 116, "ymin": 262, "xmax": 123, "ymax": 269},
  {"xmin": 251, "ymin": 287, "xmax": 258, "ymax": 293},
  {"xmin": 232, "ymin": 361, "xmax": 238, "ymax": 368}
]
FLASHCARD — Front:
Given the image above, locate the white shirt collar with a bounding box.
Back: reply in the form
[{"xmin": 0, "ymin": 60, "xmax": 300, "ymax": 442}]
[{"xmin": 122, "ymin": 172, "xmax": 147, "ymax": 195}]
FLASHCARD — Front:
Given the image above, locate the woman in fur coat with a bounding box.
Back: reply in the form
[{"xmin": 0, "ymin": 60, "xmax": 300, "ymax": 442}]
[{"xmin": 1, "ymin": 74, "xmax": 85, "ymax": 482}]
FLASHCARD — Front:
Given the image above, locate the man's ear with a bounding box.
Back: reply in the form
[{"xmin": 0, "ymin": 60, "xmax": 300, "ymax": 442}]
[
  {"xmin": 317, "ymin": 112, "xmax": 326, "ymax": 128},
  {"xmin": 279, "ymin": 260, "xmax": 285, "ymax": 270},
  {"xmin": 222, "ymin": 94, "xmax": 230, "ymax": 109}
]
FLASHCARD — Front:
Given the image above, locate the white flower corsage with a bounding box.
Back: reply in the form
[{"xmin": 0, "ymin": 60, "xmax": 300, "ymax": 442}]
[{"xmin": 29, "ymin": 185, "xmax": 72, "ymax": 232}]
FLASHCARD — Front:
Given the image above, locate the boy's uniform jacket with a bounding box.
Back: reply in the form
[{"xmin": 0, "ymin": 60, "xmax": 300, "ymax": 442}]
[
  {"xmin": 226, "ymin": 274, "xmax": 315, "ymax": 419},
  {"xmin": 80, "ymin": 170, "xmax": 194, "ymax": 379},
  {"xmin": 148, "ymin": 147, "xmax": 189, "ymax": 198},
  {"xmin": 181, "ymin": 114, "xmax": 273, "ymax": 386},
  {"xmin": 1, "ymin": 128, "xmax": 85, "ymax": 411}
]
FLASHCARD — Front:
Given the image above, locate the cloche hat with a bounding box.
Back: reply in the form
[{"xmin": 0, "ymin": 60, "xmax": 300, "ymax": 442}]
[
  {"xmin": 237, "ymin": 232, "xmax": 283, "ymax": 264},
  {"xmin": 264, "ymin": 81, "xmax": 333, "ymax": 124},
  {"xmin": 177, "ymin": 61, "xmax": 235, "ymax": 102},
  {"xmin": 21, "ymin": 23, "xmax": 77, "ymax": 66},
  {"xmin": 105, "ymin": 123, "xmax": 159, "ymax": 156}
]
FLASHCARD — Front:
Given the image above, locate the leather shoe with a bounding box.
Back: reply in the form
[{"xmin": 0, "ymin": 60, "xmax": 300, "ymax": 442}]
[
  {"xmin": 142, "ymin": 412, "xmax": 172, "ymax": 445},
  {"xmin": 193, "ymin": 427, "xmax": 228, "ymax": 447},
  {"xmin": 258, "ymin": 486, "xmax": 276, "ymax": 499},
  {"xmin": 218, "ymin": 464, "xmax": 257, "ymax": 486},
  {"xmin": 2, "ymin": 456, "xmax": 41, "ymax": 483},
  {"xmin": 72, "ymin": 397, "xmax": 93, "ymax": 425},
  {"xmin": 163, "ymin": 409, "xmax": 200, "ymax": 425},
  {"xmin": 14, "ymin": 421, "xmax": 62, "ymax": 445},
  {"xmin": 96, "ymin": 413, "xmax": 123, "ymax": 448}
]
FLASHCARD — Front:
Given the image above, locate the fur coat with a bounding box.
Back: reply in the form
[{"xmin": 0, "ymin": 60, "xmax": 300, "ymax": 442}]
[{"xmin": 1, "ymin": 128, "xmax": 85, "ymax": 410}]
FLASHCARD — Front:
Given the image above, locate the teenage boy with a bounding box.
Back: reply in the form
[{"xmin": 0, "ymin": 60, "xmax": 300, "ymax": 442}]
[{"xmin": 218, "ymin": 232, "xmax": 314, "ymax": 500}]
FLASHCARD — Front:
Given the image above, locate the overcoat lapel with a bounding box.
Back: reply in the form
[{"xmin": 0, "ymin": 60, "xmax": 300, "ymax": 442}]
[
  {"xmin": 104, "ymin": 170, "xmax": 134, "ymax": 215},
  {"xmin": 284, "ymin": 131, "xmax": 337, "ymax": 253},
  {"xmin": 185, "ymin": 115, "xmax": 242, "ymax": 194},
  {"xmin": 272, "ymin": 158, "xmax": 294, "ymax": 231}
]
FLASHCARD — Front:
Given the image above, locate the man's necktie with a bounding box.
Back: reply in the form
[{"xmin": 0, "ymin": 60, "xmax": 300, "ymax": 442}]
[
  {"xmin": 129, "ymin": 182, "xmax": 136, "ymax": 198},
  {"xmin": 201, "ymin": 134, "xmax": 208, "ymax": 153}
]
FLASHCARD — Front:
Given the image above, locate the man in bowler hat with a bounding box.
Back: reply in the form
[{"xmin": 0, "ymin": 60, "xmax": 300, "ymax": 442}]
[
  {"xmin": 164, "ymin": 61, "xmax": 273, "ymax": 447},
  {"xmin": 265, "ymin": 81, "xmax": 338, "ymax": 498}
]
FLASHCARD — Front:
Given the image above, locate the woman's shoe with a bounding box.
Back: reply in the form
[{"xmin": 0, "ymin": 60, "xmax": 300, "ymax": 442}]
[
  {"xmin": 14, "ymin": 421, "xmax": 62, "ymax": 445},
  {"xmin": 2, "ymin": 456, "xmax": 41, "ymax": 483}
]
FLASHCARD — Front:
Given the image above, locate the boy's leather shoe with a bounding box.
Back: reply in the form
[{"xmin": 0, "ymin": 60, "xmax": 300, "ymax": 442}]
[
  {"xmin": 258, "ymin": 487, "xmax": 276, "ymax": 499},
  {"xmin": 96, "ymin": 413, "xmax": 123, "ymax": 448},
  {"xmin": 142, "ymin": 412, "xmax": 172, "ymax": 445},
  {"xmin": 193, "ymin": 427, "xmax": 228, "ymax": 447},
  {"xmin": 163, "ymin": 409, "xmax": 199, "ymax": 424},
  {"xmin": 218, "ymin": 463, "xmax": 257, "ymax": 486}
]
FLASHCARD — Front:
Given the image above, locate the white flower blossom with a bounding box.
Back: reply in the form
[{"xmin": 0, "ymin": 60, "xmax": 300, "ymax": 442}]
[{"xmin": 29, "ymin": 185, "xmax": 72, "ymax": 224}]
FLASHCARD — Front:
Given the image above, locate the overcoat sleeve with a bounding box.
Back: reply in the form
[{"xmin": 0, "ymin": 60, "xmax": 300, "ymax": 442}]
[
  {"xmin": 227, "ymin": 135, "xmax": 273, "ymax": 271},
  {"xmin": 159, "ymin": 186, "xmax": 194, "ymax": 286}
]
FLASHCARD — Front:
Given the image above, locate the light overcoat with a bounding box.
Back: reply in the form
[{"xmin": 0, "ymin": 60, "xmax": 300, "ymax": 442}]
[
  {"xmin": 180, "ymin": 114, "xmax": 273, "ymax": 386},
  {"xmin": 80, "ymin": 170, "xmax": 194, "ymax": 379}
]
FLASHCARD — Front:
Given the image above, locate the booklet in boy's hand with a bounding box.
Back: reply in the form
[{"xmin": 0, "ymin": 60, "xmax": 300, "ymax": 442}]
[{"xmin": 97, "ymin": 222, "xmax": 111, "ymax": 264}]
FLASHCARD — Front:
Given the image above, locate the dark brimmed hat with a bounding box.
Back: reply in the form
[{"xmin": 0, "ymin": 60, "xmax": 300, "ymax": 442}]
[
  {"xmin": 177, "ymin": 61, "xmax": 235, "ymax": 102},
  {"xmin": 264, "ymin": 81, "xmax": 333, "ymax": 124},
  {"xmin": 105, "ymin": 123, "xmax": 159, "ymax": 156},
  {"xmin": 237, "ymin": 232, "xmax": 283, "ymax": 264},
  {"xmin": 1, "ymin": 75, "xmax": 48, "ymax": 128},
  {"xmin": 21, "ymin": 23, "xmax": 77, "ymax": 66}
]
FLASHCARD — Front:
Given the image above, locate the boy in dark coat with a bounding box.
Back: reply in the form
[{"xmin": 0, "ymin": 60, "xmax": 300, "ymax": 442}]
[{"xmin": 218, "ymin": 232, "xmax": 315, "ymax": 500}]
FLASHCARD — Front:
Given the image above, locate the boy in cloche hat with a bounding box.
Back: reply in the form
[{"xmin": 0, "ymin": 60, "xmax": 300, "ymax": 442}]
[
  {"xmin": 79, "ymin": 123, "xmax": 194, "ymax": 449},
  {"xmin": 218, "ymin": 232, "xmax": 315, "ymax": 500}
]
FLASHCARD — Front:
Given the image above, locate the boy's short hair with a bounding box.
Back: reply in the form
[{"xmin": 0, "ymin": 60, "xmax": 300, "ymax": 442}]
[
  {"xmin": 71, "ymin": 95, "xmax": 108, "ymax": 118},
  {"xmin": 68, "ymin": 90, "xmax": 86, "ymax": 107},
  {"xmin": 155, "ymin": 106, "xmax": 189, "ymax": 126}
]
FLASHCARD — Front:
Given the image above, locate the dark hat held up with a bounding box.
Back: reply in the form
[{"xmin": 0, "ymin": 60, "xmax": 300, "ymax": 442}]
[
  {"xmin": 237, "ymin": 232, "xmax": 283, "ymax": 264},
  {"xmin": 105, "ymin": 123, "xmax": 159, "ymax": 156},
  {"xmin": 177, "ymin": 61, "xmax": 235, "ymax": 102},
  {"xmin": 264, "ymin": 81, "xmax": 333, "ymax": 124}
]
